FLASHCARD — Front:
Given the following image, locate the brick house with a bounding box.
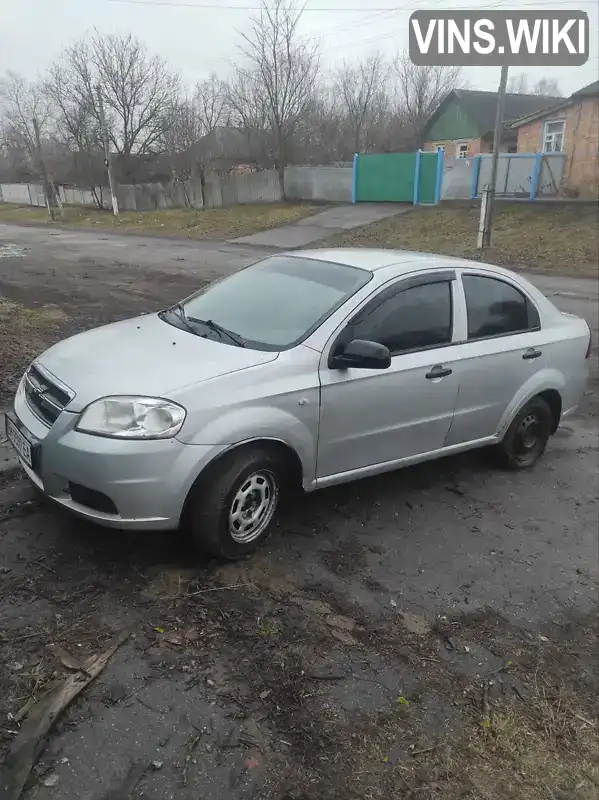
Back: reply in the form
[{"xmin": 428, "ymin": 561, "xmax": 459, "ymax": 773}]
[
  {"xmin": 422, "ymin": 89, "xmax": 562, "ymax": 159},
  {"xmin": 508, "ymin": 81, "xmax": 599, "ymax": 199}
]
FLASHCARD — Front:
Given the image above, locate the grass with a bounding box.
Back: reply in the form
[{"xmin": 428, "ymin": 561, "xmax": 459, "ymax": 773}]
[
  {"xmin": 328, "ymin": 201, "xmax": 599, "ymax": 277},
  {"xmin": 349, "ymin": 678, "xmax": 599, "ymax": 800},
  {"xmin": 0, "ymin": 297, "xmax": 69, "ymax": 404},
  {"xmin": 0, "ymin": 201, "xmax": 319, "ymax": 239}
]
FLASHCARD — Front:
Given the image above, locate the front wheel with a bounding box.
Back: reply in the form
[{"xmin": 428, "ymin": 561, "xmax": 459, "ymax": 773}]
[
  {"xmin": 492, "ymin": 396, "xmax": 552, "ymax": 470},
  {"xmin": 188, "ymin": 446, "xmax": 288, "ymax": 560}
]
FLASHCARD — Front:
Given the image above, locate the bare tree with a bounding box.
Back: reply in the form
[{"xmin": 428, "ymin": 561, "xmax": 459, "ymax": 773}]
[
  {"xmin": 225, "ymin": 69, "xmax": 274, "ymax": 168},
  {"xmin": 195, "ymin": 74, "xmax": 228, "ymax": 135},
  {"xmin": 293, "ymin": 85, "xmax": 345, "ymax": 164},
  {"xmin": 534, "ymin": 77, "xmax": 562, "ymax": 96},
  {"xmin": 507, "ymin": 72, "xmax": 562, "ymax": 96},
  {"xmin": 45, "ymin": 47, "xmax": 100, "ymax": 155},
  {"xmin": 0, "ymin": 71, "xmax": 51, "ymax": 162},
  {"xmin": 44, "ymin": 53, "xmax": 105, "ymax": 205},
  {"xmin": 507, "ymin": 72, "xmax": 528, "ymax": 94},
  {"xmin": 234, "ymin": 0, "xmax": 320, "ymax": 193},
  {"xmin": 46, "ymin": 33, "xmax": 181, "ymax": 160},
  {"xmin": 91, "ymin": 33, "xmax": 181, "ymax": 154},
  {"xmin": 393, "ymin": 54, "xmax": 462, "ymax": 147},
  {"xmin": 334, "ymin": 52, "xmax": 388, "ymax": 154}
]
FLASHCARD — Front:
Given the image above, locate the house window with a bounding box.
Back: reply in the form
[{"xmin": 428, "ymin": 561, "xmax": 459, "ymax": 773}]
[
  {"xmin": 543, "ymin": 120, "xmax": 565, "ymax": 152},
  {"xmin": 456, "ymin": 142, "xmax": 469, "ymax": 158},
  {"xmin": 508, "ymin": 145, "xmax": 518, "ymax": 153}
]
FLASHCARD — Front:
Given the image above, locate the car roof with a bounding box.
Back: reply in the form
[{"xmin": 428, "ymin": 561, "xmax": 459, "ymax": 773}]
[
  {"xmin": 288, "ymin": 248, "xmax": 471, "ymax": 273},
  {"xmin": 286, "ymin": 247, "xmax": 521, "ymax": 281}
]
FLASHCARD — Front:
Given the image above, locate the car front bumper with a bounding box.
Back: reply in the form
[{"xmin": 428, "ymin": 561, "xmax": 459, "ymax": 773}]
[{"xmin": 9, "ymin": 380, "xmax": 226, "ymax": 530}]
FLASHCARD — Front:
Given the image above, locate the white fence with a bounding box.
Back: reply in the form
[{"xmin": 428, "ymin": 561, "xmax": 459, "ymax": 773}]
[
  {"xmin": 0, "ymin": 166, "xmax": 354, "ymax": 211},
  {"xmin": 441, "ymin": 158, "xmax": 475, "ymax": 200},
  {"xmin": 285, "ymin": 166, "xmax": 352, "ymax": 202},
  {"xmin": 59, "ymin": 186, "xmax": 97, "ymax": 207},
  {"xmin": 0, "ymin": 183, "xmax": 46, "ymax": 206},
  {"xmin": 205, "ymin": 169, "xmax": 281, "ymax": 207}
]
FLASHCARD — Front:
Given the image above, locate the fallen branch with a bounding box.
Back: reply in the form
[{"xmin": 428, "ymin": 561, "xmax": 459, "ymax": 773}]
[
  {"xmin": 0, "ymin": 629, "xmax": 130, "ymax": 800},
  {"xmin": 481, "ymin": 681, "xmax": 491, "ymax": 730},
  {"xmin": 568, "ymin": 710, "xmax": 597, "ymax": 728},
  {"xmin": 410, "ymin": 745, "xmax": 438, "ymax": 756},
  {"xmin": 186, "ymin": 582, "xmax": 255, "ymax": 597},
  {"xmin": 136, "ymin": 696, "xmax": 169, "ymax": 715},
  {"xmin": 181, "ymin": 732, "xmax": 203, "ymax": 787}
]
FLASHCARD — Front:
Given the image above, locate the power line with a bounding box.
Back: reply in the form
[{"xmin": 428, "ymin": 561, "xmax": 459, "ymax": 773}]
[
  {"xmin": 103, "ymin": 0, "xmax": 598, "ymax": 10},
  {"xmin": 320, "ymin": 8, "xmax": 397, "ymax": 37}
]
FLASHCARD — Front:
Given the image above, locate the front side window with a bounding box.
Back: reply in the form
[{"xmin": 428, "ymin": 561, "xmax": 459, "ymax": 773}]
[
  {"xmin": 463, "ymin": 275, "xmax": 536, "ymax": 339},
  {"xmin": 351, "ymin": 281, "xmax": 452, "ymax": 355},
  {"xmin": 543, "ymin": 120, "xmax": 565, "ymax": 152},
  {"xmin": 170, "ymin": 256, "xmax": 371, "ymax": 351}
]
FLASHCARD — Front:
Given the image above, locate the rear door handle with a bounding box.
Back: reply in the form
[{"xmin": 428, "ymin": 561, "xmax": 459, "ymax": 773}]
[
  {"xmin": 425, "ymin": 365, "xmax": 452, "ymax": 379},
  {"xmin": 522, "ymin": 349, "xmax": 542, "ymax": 360}
]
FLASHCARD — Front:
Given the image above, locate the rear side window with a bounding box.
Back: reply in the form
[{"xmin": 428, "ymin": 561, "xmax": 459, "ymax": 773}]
[
  {"xmin": 463, "ymin": 275, "xmax": 539, "ymax": 340},
  {"xmin": 352, "ymin": 281, "xmax": 452, "ymax": 354}
]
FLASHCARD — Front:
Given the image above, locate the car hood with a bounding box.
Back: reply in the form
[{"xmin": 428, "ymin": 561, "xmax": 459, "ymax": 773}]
[{"xmin": 37, "ymin": 313, "xmax": 278, "ymax": 412}]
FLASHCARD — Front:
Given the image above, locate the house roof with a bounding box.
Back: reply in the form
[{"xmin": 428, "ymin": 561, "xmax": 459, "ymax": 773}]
[
  {"xmin": 188, "ymin": 126, "xmax": 265, "ymax": 164},
  {"xmin": 423, "ymin": 89, "xmax": 563, "ymax": 139},
  {"xmin": 455, "ymin": 89, "xmax": 563, "ymax": 134},
  {"xmin": 507, "ymin": 81, "xmax": 599, "ymax": 128},
  {"xmin": 571, "ymin": 80, "xmax": 599, "ymax": 99}
]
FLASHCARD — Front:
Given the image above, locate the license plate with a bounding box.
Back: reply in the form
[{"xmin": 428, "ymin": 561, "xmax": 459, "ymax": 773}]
[{"xmin": 5, "ymin": 415, "xmax": 33, "ymax": 468}]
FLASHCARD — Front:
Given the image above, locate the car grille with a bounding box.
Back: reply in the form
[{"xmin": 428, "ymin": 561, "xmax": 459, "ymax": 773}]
[{"xmin": 24, "ymin": 364, "xmax": 73, "ymax": 426}]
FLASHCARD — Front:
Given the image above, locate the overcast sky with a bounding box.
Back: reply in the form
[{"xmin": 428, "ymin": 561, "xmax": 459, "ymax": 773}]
[{"xmin": 2, "ymin": 0, "xmax": 598, "ymax": 96}]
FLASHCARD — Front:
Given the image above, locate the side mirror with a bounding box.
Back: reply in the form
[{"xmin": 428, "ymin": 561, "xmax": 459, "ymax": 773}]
[{"xmin": 330, "ymin": 339, "xmax": 391, "ymax": 370}]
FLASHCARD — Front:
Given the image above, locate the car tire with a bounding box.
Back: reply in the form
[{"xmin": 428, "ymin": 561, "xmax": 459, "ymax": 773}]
[
  {"xmin": 493, "ymin": 396, "xmax": 552, "ymax": 470},
  {"xmin": 188, "ymin": 446, "xmax": 289, "ymax": 560}
]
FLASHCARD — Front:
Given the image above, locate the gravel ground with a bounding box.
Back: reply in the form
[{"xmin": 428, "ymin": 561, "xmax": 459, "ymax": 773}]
[{"xmin": 0, "ymin": 224, "xmax": 597, "ymax": 800}]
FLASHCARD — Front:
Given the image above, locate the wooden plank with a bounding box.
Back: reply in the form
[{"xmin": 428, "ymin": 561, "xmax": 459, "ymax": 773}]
[{"xmin": 0, "ymin": 630, "xmax": 130, "ymax": 800}]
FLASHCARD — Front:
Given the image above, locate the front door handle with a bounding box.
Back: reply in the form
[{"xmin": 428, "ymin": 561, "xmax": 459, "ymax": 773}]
[
  {"xmin": 522, "ymin": 348, "xmax": 542, "ymax": 360},
  {"xmin": 425, "ymin": 365, "xmax": 452, "ymax": 379}
]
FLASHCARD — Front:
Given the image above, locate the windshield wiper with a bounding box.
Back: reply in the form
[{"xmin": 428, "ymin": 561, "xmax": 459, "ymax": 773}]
[
  {"xmin": 163, "ymin": 303, "xmax": 203, "ymax": 337},
  {"xmin": 189, "ymin": 317, "xmax": 246, "ymax": 347}
]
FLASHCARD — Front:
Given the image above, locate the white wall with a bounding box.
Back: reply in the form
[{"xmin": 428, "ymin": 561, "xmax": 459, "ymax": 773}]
[{"xmin": 285, "ymin": 166, "xmax": 352, "ymax": 202}]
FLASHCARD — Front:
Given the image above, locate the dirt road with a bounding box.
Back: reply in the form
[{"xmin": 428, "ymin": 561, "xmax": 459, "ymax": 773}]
[{"xmin": 1, "ymin": 224, "xmax": 597, "ymax": 800}]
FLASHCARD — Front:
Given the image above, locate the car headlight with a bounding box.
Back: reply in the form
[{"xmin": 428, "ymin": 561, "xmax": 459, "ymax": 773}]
[{"xmin": 76, "ymin": 396, "xmax": 186, "ymax": 439}]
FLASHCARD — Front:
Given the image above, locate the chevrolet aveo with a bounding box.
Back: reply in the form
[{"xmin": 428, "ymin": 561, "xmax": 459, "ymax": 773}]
[{"xmin": 6, "ymin": 249, "xmax": 591, "ymax": 560}]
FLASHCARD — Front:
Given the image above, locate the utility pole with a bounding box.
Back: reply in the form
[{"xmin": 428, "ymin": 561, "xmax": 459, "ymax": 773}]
[
  {"xmin": 32, "ymin": 116, "xmax": 55, "ymax": 222},
  {"xmin": 478, "ymin": 64, "xmax": 509, "ymax": 249},
  {"xmin": 96, "ymin": 84, "xmax": 119, "ymax": 215}
]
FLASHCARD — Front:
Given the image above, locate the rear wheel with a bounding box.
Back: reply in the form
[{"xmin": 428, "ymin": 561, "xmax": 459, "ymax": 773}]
[
  {"xmin": 188, "ymin": 446, "xmax": 288, "ymax": 560},
  {"xmin": 493, "ymin": 396, "xmax": 552, "ymax": 470}
]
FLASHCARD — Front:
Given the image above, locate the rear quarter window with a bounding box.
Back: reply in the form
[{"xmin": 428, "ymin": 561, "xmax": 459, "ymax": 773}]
[{"xmin": 462, "ymin": 274, "xmax": 540, "ymax": 339}]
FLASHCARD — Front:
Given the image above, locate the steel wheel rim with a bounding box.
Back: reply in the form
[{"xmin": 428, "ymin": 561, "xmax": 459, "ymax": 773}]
[
  {"xmin": 228, "ymin": 470, "xmax": 278, "ymax": 544},
  {"xmin": 514, "ymin": 412, "xmax": 541, "ymax": 464}
]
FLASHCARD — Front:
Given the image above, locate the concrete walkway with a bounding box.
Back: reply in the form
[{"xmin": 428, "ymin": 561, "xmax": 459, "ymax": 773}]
[{"xmin": 229, "ymin": 203, "xmax": 411, "ymax": 248}]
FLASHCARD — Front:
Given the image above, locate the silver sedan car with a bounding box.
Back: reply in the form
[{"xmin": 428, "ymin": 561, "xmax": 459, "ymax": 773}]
[{"xmin": 6, "ymin": 249, "xmax": 591, "ymax": 559}]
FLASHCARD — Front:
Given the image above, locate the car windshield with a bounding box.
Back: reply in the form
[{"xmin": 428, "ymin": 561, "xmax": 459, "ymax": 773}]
[{"xmin": 176, "ymin": 255, "xmax": 372, "ymax": 350}]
